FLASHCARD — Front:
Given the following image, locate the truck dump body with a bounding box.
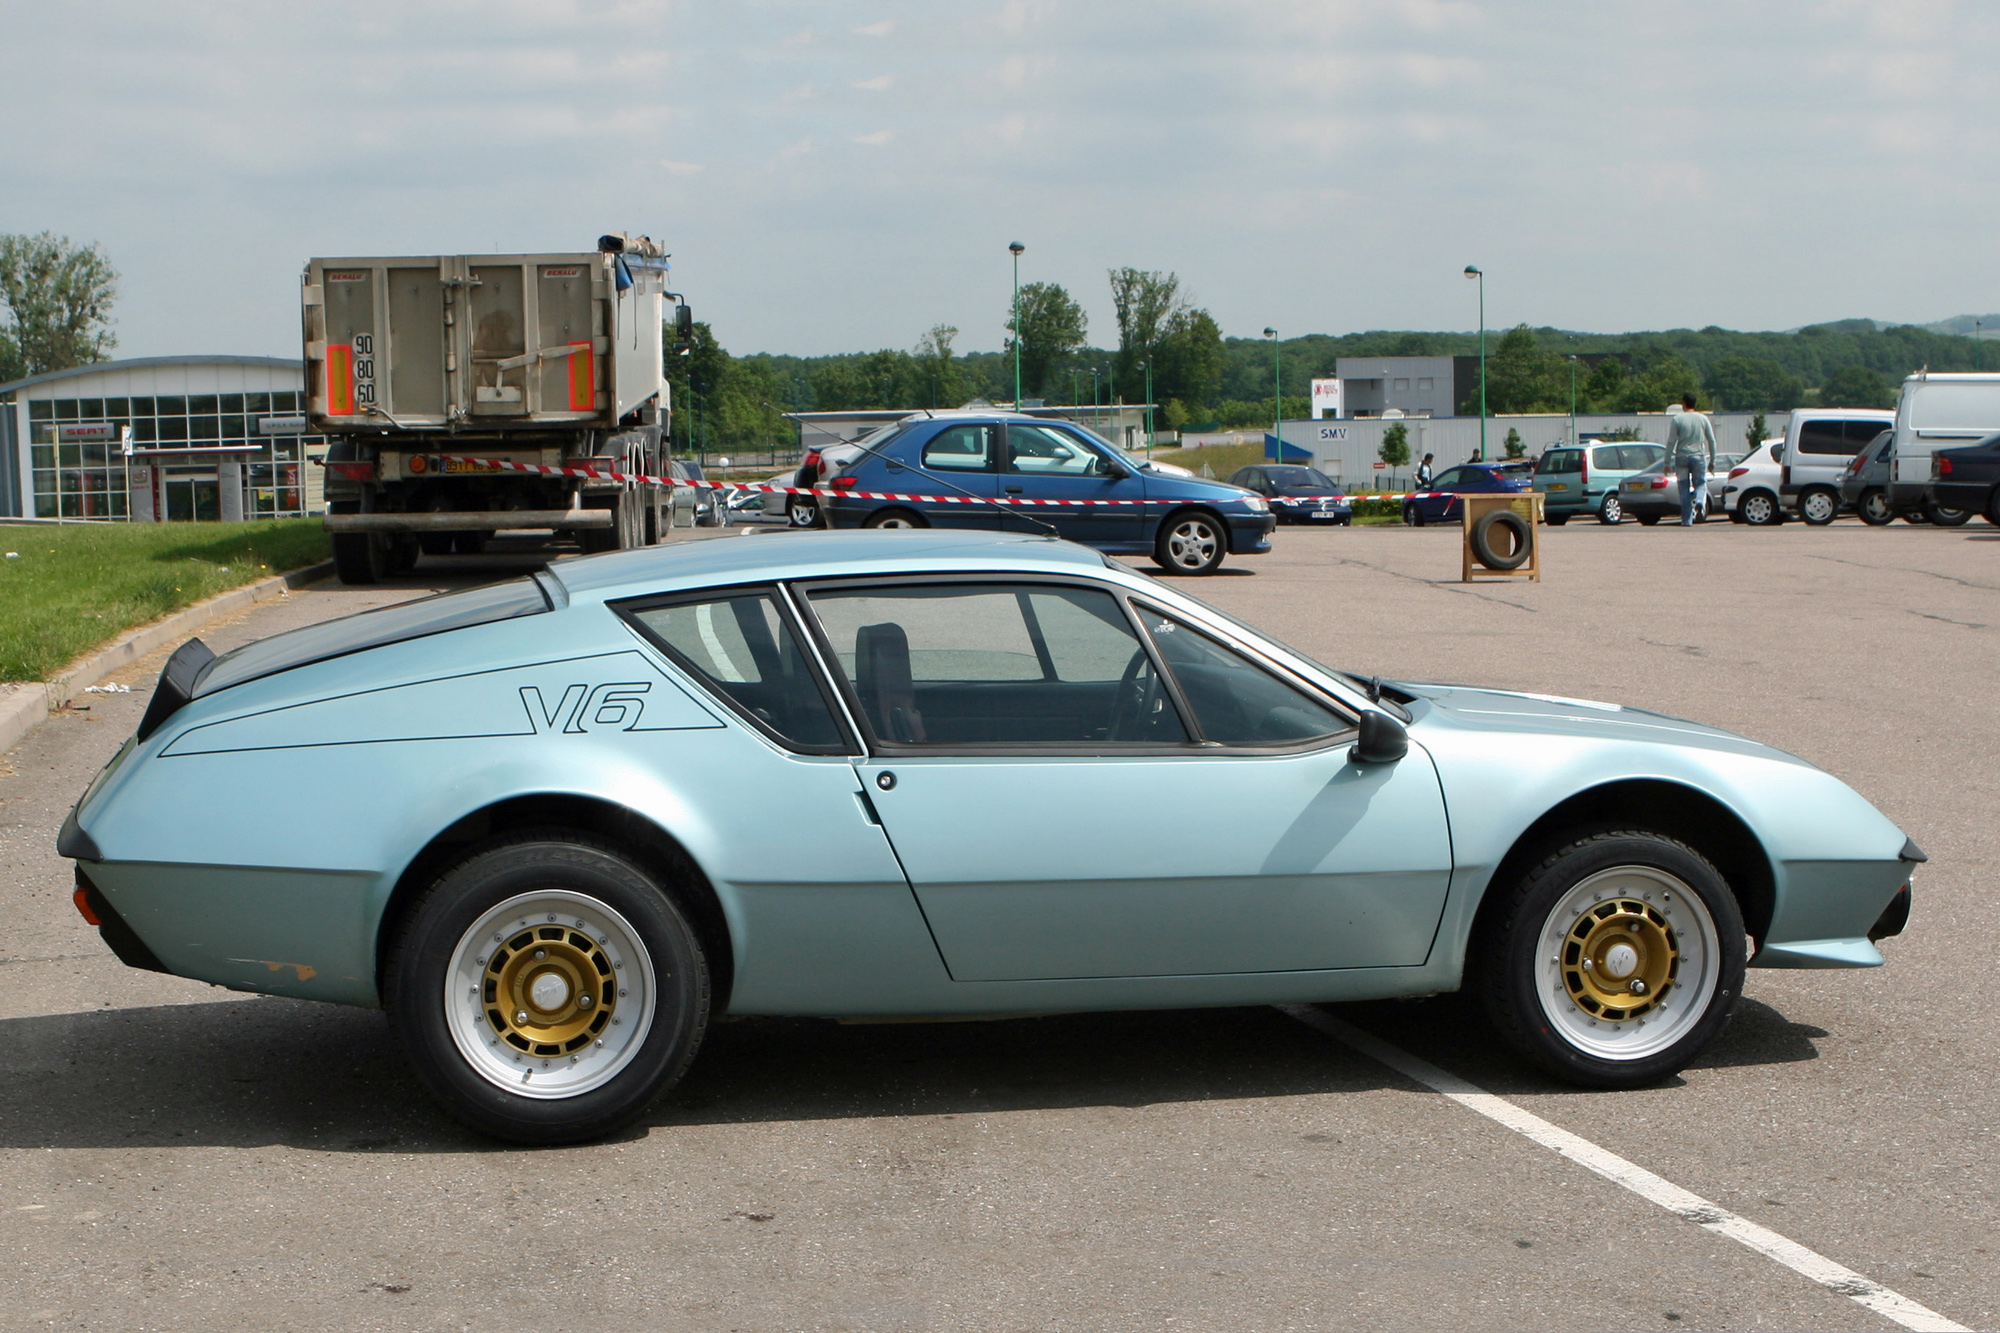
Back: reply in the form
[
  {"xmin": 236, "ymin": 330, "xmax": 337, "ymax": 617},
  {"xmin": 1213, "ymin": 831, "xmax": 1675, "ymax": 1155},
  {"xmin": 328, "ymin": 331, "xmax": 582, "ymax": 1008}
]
[{"xmin": 303, "ymin": 251, "xmax": 666, "ymax": 433}]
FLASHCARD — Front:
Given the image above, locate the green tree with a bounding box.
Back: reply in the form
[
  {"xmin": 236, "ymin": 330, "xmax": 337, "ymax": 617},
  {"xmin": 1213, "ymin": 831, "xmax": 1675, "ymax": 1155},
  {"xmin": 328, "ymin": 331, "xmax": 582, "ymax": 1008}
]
[
  {"xmin": 1614, "ymin": 353, "xmax": 1702, "ymax": 412},
  {"xmin": 1007, "ymin": 282, "xmax": 1086, "ymax": 399},
  {"xmin": 1580, "ymin": 355, "xmax": 1629, "ymax": 410},
  {"xmin": 1704, "ymin": 355, "xmax": 1803, "ymax": 411},
  {"xmin": 1379, "ymin": 421, "xmax": 1411, "ymax": 469},
  {"xmin": 0, "ymin": 232, "xmax": 117, "ymax": 381},
  {"xmin": 1109, "ymin": 268, "xmax": 1183, "ymax": 392},
  {"xmin": 1746, "ymin": 411, "xmax": 1769, "ymax": 451},
  {"xmin": 1151, "ymin": 307, "xmax": 1224, "ymax": 409},
  {"xmin": 1504, "ymin": 427, "xmax": 1525, "ymax": 459},
  {"xmin": 913, "ymin": 324, "xmax": 970, "ymax": 408},
  {"xmin": 1161, "ymin": 398, "xmax": 1190, "ymax": 432},
  {"xmin": 664, "ymin": 319, "xmax": 733, "ymax": 451},
  {"xmin": 1820, "ymin": 364, "xmax": 1892, "ymax": 408},
  {"xmin": 1475, "ymin": 325, "xmax": 1567, "ymax": 414}
]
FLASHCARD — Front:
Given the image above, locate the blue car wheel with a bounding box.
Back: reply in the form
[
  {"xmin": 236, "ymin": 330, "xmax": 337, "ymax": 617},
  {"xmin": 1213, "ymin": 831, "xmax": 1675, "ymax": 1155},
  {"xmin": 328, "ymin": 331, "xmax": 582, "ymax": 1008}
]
[
  {"xmin": 386, "ymin": 833, "xmax": 712, "ymax": 1145},
  {"xmin": 1474, "ymin": 829, "xmax": 1746, "ymax": 1088}
]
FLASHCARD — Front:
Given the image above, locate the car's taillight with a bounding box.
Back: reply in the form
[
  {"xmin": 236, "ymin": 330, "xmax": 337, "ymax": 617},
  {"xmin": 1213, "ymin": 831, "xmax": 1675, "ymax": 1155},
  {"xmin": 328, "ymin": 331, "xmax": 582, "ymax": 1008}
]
[
  {"xmin": 1729, "ymin": 466, "xmax": 1749, "ymax": 479},
  {"xmin": 1937, "ymin": 456, "xmax": 1955, "ymax": 476},
  {"xmin": 1650, "ymin": 476, "xmax": 1669, "ymax": 489},
  {"xmin": 831, "ymin": 475, "xmax": 858, "ymax": 489},
  {"xmin": 324, "ymin": 461, "xmax": 375, "ymax": 481},
  {"xmin": 1581, "ymin": 453, "xmax": 1589, "ymax": 484}
]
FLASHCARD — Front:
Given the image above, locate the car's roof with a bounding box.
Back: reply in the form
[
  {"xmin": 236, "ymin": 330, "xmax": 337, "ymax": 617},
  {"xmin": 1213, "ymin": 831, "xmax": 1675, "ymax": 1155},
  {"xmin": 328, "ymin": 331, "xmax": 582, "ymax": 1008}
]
[{"xmin": 548, "ymin": 530, "xmax": 1117, "ymax": 599}]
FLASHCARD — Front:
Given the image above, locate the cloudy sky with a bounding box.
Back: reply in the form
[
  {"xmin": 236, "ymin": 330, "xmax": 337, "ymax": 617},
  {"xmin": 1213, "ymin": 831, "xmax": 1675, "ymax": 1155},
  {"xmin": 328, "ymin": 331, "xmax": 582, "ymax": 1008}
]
[{"xmin": 3, "ymin": 1, "xmax": 1995, "ymax": 360}]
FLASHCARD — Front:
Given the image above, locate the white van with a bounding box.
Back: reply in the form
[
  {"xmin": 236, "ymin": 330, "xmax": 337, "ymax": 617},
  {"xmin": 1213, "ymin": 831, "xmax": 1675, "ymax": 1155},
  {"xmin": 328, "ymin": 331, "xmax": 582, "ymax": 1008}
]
[
  {"xmin": 1778, "ymin": 409, "xmax": 1893, "ymax": 524},
  {"xmin": 1887, "ymin": 372, "xmax": 2000, "ymax": 521}
]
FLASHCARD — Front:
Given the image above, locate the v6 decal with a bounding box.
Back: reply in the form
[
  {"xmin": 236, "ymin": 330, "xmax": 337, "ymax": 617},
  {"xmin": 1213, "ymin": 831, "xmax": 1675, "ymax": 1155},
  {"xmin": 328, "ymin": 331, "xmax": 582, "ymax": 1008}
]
[{"xmin": 521, "ymin": 682, "xmax": 654, "ymax": 734}]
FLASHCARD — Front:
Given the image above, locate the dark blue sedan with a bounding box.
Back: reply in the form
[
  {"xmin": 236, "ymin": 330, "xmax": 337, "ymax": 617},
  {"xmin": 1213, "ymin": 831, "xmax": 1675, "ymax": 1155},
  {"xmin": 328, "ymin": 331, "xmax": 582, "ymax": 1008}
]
[
  {"xmin": 1403, "ymin": 463, "xmax": 1530, "ymax": 525},
  {"xmin": 1228, "ymin": 465, "xmax": 1352, "ymax": 525},
  {"xmin": 820, "ymin": 413, "xmax": 1275, "ymax": 574}
]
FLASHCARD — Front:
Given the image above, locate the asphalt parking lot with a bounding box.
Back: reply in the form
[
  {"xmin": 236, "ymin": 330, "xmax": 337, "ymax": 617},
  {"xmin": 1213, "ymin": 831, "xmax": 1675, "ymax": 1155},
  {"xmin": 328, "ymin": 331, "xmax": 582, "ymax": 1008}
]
[{"xmin": 2, "ymin": 518, "xmax": 1993, "ymax": 1332}]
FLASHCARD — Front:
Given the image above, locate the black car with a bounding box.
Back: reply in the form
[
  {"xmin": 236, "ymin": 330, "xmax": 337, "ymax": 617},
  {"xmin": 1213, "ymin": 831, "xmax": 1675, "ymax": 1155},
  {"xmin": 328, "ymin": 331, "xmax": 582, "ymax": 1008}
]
[
  {"xmin": 1228, "ymin": 465, "xmax": 1352, "ymax": 525},
  {"xmin": 1928, "ymin": 434, "xmax": 2000, "ymax": 525}
]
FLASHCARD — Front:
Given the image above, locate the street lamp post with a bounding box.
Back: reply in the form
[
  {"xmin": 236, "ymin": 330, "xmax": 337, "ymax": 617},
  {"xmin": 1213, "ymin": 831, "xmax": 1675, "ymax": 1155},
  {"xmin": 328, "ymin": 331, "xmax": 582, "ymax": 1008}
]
[
  {"xmin": 1009, "ymin": 242, "xmax": 1025, "ymax": 409},
  {"xmin": 1569, "ymin": 354, "xmax": 1578, "ymax": 448},
  {"xmin": 1139, "ymin": 358, "xmax": 1154, "ymax": 457},
  {"xmin": 1264, "ymin": 327, "xmax": 1280, "ymax": 465},
  {"xmin": 1464, "ymin": 266, "xmax": 1485, "ymax": 462}
]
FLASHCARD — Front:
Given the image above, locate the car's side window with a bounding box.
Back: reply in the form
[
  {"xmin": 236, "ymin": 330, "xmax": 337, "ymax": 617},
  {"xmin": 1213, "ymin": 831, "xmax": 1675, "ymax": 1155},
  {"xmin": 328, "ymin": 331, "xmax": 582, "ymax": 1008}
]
[
  {"xmin": 1006, "ymin": 424, "xmax": 1105, "ymax": 477},
  {"xmin": 1137, "ymin": 608, "xmax": 1349, "ymax": 746},
  {"xmin": 1620, "ymin": 446, "xmax": 1661, "ymax": 470},
  {"xmin": 1590, "ymin": 446, "xmax": 1622, "ymax": 470},
  {"xmin": 1431, "ymin": 468, "xmax": 1464, "ymax": 489},
  {"xmin": 623, "ymin": 592, "xmax": 849, "ymax": 752},
  {"xmin": 920, "ymin": 425, "xmax": 995, "ymax": 472},
  {"xmin": 1798, "ymin": 420, "xmax": 1852, "ymax": 455},
  {"xmin": 803, "ymin": 582, "xmax": 1188, "ymax": 746}
]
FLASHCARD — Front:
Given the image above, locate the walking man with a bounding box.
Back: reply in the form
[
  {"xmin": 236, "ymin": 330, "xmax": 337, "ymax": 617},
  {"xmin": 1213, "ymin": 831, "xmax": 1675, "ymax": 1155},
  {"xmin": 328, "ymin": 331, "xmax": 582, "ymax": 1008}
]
[
  {"xmin": 1666, "ymin": 393, "xmax": 1716, "ymax": 526},
  {"xmin": 1415, "ymin": 453, "xmax": 1436, "ymax": 489}
]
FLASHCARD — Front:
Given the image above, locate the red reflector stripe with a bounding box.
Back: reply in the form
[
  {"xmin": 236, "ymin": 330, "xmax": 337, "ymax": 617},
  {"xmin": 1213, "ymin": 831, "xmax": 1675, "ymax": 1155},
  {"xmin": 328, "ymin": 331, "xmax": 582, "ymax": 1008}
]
[
  {"xmin": 327, "ymin": 344, "xmax": 354, "ymax": 416},
  {"xmin": 73, "ymin": 886, "xmax": 101, "ymax": 926},
  {"xmin": 568, "ymin": 341, "xmax": 593, "ymax": 411}
]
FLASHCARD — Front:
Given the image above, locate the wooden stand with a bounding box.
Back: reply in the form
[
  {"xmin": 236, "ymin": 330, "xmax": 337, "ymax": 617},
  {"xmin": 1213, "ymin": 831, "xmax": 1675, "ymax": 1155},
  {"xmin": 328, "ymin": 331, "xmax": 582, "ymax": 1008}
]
[{"xmin": 1461, "ymin": 492, "xmax": 1544, "ymax": 583}]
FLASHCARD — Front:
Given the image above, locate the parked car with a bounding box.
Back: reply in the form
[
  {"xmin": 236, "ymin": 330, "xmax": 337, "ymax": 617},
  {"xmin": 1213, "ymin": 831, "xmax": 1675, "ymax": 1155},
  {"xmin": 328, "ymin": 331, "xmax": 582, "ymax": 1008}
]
[
  {"xmin": 1778, "ymin": 410, "xmax": 1894, "ymax": 524},
  {"xmin": 1618, "ymin": 459, "xmax": 1726, "ymax": 524},
  {"xmin": 1839, "ymin": 430, "xmax": 1899, "ymax": 525},
  {"xmin": 1887, "ymin": 372, "xmax": 2000, "ymax": 522},
  {"xmin": 1533, "ymin": 441, "xmax": 1666, "ymax": 525},
  {"xmin": 1928, "ymin": 433, "xmax": 2000, "ymax": 525},
  {"xmin": 672, "ymin": 459, "xmax": 729, "ymax": 527},
  {"xmin": 1723, "ymin": 441, "xmax": 1787, "ymax": 526},
  {"xmin": 1705, "ymin": 452, "xmax": 1747, "ymax": 513},
  {"xmin": 1228, "ymin": 465, "xmax": 1352, "ymax": 525},
  {"xmin": 661, "ymin": 460, "xmax": 702, "ymax": 529},
  {"xmin": 60, "ymin": 530, "xmax": 1921, "ymax": 1143},
  {"xmin": 1406, "ymin": 463, "xmax": 1532, "ymax": 526},
  {"xmin": 817, "ymin": 412, "xmax": 1274, "ymax": 574}
]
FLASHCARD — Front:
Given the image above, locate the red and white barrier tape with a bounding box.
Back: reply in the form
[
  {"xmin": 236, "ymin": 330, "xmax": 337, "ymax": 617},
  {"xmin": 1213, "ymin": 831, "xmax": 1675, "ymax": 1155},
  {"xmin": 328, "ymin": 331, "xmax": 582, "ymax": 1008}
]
[{"xmin": 401, "ymin": 453, "xmax": 1450, "ymax": 508}]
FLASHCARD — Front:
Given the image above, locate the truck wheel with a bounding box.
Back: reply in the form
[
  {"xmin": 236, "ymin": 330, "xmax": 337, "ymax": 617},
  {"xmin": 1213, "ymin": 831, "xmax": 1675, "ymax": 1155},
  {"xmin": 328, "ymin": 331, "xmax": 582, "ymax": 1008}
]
[
  {"xmin": 384, "ymin": 833, "xmax": 710, "ymax": 1145},
  {"xmin": 1799, "ymin": 487, "xmax": 1839, "ymax": 525},
  {"xmin": 1858, "ymin": 489, "xmax": 1895, "ymax": 525},
  {"xmin": 331, "ymin": 532, "xmax": 387, "ymax": 585}
]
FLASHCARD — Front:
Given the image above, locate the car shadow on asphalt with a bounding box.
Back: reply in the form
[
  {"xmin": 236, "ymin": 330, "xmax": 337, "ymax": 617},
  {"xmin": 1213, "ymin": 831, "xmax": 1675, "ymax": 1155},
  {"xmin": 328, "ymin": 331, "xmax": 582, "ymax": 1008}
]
[{"xmin": 0, "ymin": 991, "xmax": 1825, "ymax": 1152}]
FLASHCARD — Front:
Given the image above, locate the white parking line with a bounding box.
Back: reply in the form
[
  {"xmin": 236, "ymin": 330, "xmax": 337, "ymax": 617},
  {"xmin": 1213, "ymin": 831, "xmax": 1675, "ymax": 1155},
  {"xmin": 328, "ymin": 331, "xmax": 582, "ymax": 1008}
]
[{"xmin": 1281, "ymin": 1005, "xmax": 1971, "ymax": 1333}]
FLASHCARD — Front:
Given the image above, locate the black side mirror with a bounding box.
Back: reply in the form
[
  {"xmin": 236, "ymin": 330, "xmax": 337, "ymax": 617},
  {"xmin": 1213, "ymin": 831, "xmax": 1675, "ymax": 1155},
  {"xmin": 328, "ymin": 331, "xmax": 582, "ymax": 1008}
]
[
  {"xmin": 1098, "ymin": 458, "xmax": 1127, "ymax": 479},
  {"xmin": 1350, "ymin": 710, "xmax": 1408, "ymax": 764},
  {"xmin": 676, "ymin": 304, "xmax": 694, "ymax": 341}
]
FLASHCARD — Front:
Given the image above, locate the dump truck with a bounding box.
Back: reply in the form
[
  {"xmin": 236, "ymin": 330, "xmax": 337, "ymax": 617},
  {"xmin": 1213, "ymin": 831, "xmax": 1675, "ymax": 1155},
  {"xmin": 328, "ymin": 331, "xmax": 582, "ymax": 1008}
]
[{"xmin": 304, "ymin": 234, "xmax": 693, "ymax": 583}]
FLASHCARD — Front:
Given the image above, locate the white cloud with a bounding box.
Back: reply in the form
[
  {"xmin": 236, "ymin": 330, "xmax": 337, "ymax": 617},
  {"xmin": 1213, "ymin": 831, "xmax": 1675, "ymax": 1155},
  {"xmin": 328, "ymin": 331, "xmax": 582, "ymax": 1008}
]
[
  {"xmin": 659, "ymin": 159, "xmax": 705, "ymax": 176},
  {"xmin": 853, "ymin": 130, "xmax": 894, "ymax": 145},
  {"xmin": 853, "ymin": 20, "xmax": 894, "ymax": 36},
  {"xmin": 853, "ymin": 74, "xmax": 894, "ymax": 91}
]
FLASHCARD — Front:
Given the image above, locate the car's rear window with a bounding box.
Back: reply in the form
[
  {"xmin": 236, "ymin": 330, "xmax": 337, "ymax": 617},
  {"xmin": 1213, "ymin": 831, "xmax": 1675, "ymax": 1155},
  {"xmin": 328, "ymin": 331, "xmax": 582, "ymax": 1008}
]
[{"xmin": 194, "ymin": 576, "xmax": 553, "ymax": 697}]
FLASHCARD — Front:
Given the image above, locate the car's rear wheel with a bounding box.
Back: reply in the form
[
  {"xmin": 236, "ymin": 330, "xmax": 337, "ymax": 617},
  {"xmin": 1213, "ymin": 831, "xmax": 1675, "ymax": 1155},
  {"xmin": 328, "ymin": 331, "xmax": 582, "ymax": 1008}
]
[
  {"xmin": 1475, "ymin": 830, "xmax": 1746, "ymax": 1088},
  {"xmin": 1857, "ymin": 489, "xmax": 1895, "ymax": 525},
  {"xmin": 789, "ymin": 498, "xmax": 822, "ymax": 529},
  {"xmin": 1545, "ymin": 513, "xmax": 1568, "ymax": 526},
  {"xmin": 1153, "ymin": 510, "xmax": 1227, "ymax": 574},
  {"xmin": 1598, "ymin": 494, "xmax": 1623, "ymax": 525},
  {"xmin": 386, "ymin": 834, "xmax": 710, "ymax": 1145},
  {"xmin": 863, "ymin": 508, "xmax": 928, "ymax": 529},
  {"xmin": 1927, "ymin": 500, "xmax": 1973, "ymax": 527},
  {"xmin": 1740, "ymin": 491, "xmax": 1780, "ymax": 526},
  {"xmin": 1636, "ymin": 513, "xmax": 1660, "ymax": 526},
  {"xmin": 1799, "ymin": 487, "xmax": 1839, "ymax": 525}
]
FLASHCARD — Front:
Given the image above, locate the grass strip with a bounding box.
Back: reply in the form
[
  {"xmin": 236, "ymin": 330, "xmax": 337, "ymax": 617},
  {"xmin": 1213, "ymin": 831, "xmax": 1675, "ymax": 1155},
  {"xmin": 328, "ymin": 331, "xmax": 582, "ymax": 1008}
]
[{"xmin": 0, "ymin": 520, "xmax": 330, "ymax": 682}]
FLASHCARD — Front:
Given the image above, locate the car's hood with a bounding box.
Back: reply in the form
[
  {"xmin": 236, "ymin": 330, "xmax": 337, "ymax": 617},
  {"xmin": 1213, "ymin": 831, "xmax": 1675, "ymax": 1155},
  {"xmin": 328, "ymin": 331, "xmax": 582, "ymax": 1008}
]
[
  {"xmin": 1275, "ymin": 488, "xmax": 1346, "ymax": 499},
  {"xmin": 1398, "ymin": 682, "xmax": 1811, "ymax": 766}
]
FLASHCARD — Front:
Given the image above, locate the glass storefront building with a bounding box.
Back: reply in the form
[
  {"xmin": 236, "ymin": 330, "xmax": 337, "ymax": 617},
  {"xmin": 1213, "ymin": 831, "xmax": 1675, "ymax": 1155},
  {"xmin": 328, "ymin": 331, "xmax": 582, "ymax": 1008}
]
[{"xmin": 0, "ymin": 356, "xmax": 328, "ymax": 521}]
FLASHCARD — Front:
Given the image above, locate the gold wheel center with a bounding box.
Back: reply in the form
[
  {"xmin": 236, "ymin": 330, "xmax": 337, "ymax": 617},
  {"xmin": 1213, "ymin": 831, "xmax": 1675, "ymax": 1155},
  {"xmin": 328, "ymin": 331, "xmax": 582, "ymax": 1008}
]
[
  {"xmin": 1561, "ymin": 898, "xmax": 1678, "ymax": 1021},
  {"xmin": 483, "ymin": 924, "xmax": 618, "ymax": 1059}
]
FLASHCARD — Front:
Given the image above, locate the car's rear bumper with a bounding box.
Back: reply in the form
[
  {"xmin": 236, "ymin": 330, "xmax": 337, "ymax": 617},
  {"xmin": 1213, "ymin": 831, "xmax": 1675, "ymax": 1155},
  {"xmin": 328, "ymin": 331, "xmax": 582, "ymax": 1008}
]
[{"xmin": 1928, "ymin": 481, "xmax": 1991, "ymax": 511}]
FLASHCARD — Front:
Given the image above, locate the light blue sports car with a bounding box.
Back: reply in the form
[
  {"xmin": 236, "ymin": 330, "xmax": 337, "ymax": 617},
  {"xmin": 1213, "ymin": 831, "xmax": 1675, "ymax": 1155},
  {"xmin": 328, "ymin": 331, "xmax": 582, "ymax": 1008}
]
[{"xmin": 60, "ymin": 532, "xmax": 1920, "ymax": 1143}]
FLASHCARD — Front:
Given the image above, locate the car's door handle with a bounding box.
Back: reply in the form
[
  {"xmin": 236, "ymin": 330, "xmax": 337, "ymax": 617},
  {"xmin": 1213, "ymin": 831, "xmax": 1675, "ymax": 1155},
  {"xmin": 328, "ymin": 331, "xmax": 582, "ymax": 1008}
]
[{"xmin": 1004, "ymin": 486, "xmax": 1024, "ymax": 494}]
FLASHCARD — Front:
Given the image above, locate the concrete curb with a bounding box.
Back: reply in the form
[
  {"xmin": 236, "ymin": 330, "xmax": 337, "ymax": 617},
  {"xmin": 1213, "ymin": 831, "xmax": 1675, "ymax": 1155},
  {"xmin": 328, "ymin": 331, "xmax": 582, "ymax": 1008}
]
[{"xmin": 0, "ymin": 560, "xmax": 335, "ymax": 757}]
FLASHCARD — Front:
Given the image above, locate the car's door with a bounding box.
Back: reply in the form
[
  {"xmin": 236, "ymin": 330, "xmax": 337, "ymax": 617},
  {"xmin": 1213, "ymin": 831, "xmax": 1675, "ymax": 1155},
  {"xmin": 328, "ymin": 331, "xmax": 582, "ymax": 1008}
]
[
  {"xmin": 885, "ymin": 422, "xmax": 1000, "ymax": 527},
  {"xmin": 797, "ymin": 577, "xmax": 1454, "ymax": 981},
  {"xmin": 1422, "ymin": 466, "xmax": 1469, "ymax": 520},
  {"xmin": 998, "ymin": 423, "xmax": 1144, "ymax": 544}
]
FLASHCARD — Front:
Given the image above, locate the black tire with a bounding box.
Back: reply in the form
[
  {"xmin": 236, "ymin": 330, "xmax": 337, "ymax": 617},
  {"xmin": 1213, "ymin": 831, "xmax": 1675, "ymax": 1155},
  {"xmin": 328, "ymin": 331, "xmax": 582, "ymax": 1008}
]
[
  {"xmin": 331, "ymin": 532, "xmax": 386, "ymax": 585},
  {"xmin": 1986, "ymin": 490, "xmax": 2000, "ymax": 528},
  {"xmin": 1740, "ymin": 491, "xmax": 1781, "ymax": 526},
  {"xmin": 1928, "ymin": 500, "xmax": 1973, "ymax": 527},
  {"xmin": 1152, "ymin": 509, "xmax": 1228, "ymax": 575},
  {"xmin": 391, "ymin": 537, "xmax": 420, "ymax": 574},
  {"xmin": 863, "ymin": 508, "xmax": 929, "ymax": 530},
  {"xmin": 1799, "ymin": 487, "xmax": 1839, "ymax": 526},
  {"xmin": 1598, "ymin": 494, "xmax": 1623, "ymax": 525},
  {"xmin": 1473, "ymin": 829, "xmax": 1747, "ymax": 1089},
  {"xmin": 385, "ymin": 833, "xmax": 710, "ymax": 1145},
  {"xmin": 1404, "ymin": 503, "xmax": 1425, "ymax": 527},
  {"xmin": 1857, "ymin": 489, "xmax": 1894, "ymax": 526},
  {"xmin": 1545, "ymin": 513, "xmax": 1569, "ymax": 526},
  {"xmin": 1636, "ymin": 513, "xmax": 1660, "ymax": 526},
  {"xmin": 789, "ymin": 498, "xmax": 822, "ymax": 529},
  {"xmin": 419, "ymin": 533, "xmax": 455, "ymax": 557},
  {"xmin": 1470, "ymin": 508, "xmax": 1532, "ymax": 570}
]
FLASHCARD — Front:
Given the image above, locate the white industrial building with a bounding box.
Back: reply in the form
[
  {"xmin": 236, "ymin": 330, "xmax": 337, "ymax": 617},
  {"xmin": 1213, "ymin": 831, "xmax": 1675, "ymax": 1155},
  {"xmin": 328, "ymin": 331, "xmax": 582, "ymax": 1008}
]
[{"xmin": 0, "ymin": 356, "xmax": 328, "ymax": 521}]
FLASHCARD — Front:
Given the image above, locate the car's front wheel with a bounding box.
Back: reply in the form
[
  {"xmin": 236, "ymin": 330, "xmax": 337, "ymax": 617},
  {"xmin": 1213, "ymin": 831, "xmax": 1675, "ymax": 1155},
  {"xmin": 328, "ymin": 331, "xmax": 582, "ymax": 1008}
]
[
  {"xmin": 1475, "ymin": 830, "xmax": 1746, "ymax": 1088},
  {"xmin": 1739, "ymin": 491, "xmax": 1781, "ymax": 526},
  {"xmin": 1152, "ymin": 510, "xmax": 1227, "ymax": 574},
  {"xmin": 386, "ymin": 834, "xmax": 710, "ymax": 1145},
  {"xmin": 1403, "ymin": 503, "xmax": 1425, "ymax": 527},
  {"xmin": 1598, "ymin": 494, "xmax": 1623, "ymax": 525}
]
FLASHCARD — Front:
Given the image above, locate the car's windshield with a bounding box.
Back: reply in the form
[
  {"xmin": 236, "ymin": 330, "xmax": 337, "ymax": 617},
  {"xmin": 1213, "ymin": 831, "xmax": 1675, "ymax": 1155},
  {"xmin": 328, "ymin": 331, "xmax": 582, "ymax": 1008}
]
[{"xmin": 1266, "ymin": 467, "xmax": 1337, "ymax": 489}]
